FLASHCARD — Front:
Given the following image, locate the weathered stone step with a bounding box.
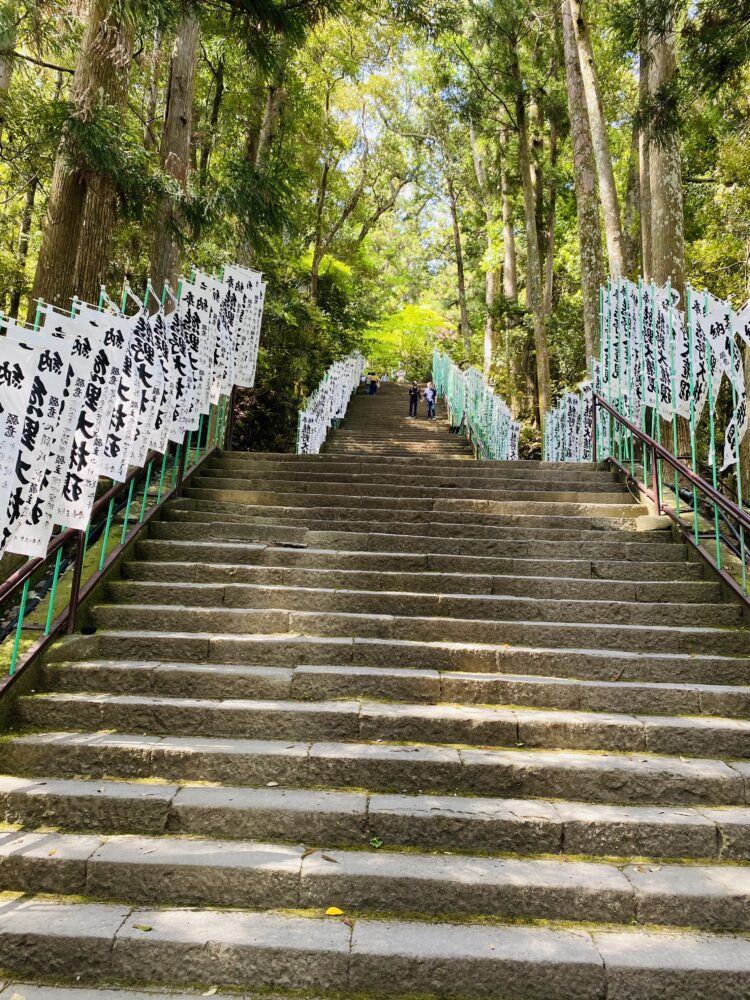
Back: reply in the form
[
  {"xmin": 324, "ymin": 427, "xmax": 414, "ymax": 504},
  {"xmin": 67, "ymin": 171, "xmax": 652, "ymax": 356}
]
[
  {"xmin": 17, "ymin": 691, "xmax": 750, "ymax": 759},
  {"xmin": 6, "ymin": 896, "xmax": 750, "ymax": 999},
  {"xmin": 124, "ymin": 559, "xmax": 718, "ymax": 603},
  {"xmin": 187, "ymin": 477, "xmax": 637, "ymax": 507},
  {"xmin": 217, "ymin": 453, "xmax": 604, "ymax": 470},
  {"xmin": 196, "ymin": 468, "xmax": 627, "ymax": 494},
  {"xmin": 136, "ymin": 539, "xmax": 707, "ymax": 581},
  {"xmin": 1, "ymin": 773, "xmax": 746, "ymax": 859},
  {"xmin": 52, "ymin": 630, "xmax": 749, "ymax": 685},
  {"xmin": 5, "ymin": 731, "xmax": 748, "ymax": 806},
  {"xmin": 41, "ymin": 660, "xmax": 750, "ymax": 719},
  {"xmin": 166, "ymin": 503, "xmax": 661, "ymax": 545},
  {"xmin": 87, "ymin": 605, "xmax": 750, "ymax": 656},
  {"xmin": 207, "ymin": 456, "xmax": 619, "ymax": 484},
  {"xmin": 151, "ymin": 520, "xmax": 684, "ymax": 562},
  {"xmin": 182, "ymin": 487, "xmax": 645, "ymax": 520},
  {"xmin": 170, "ymin": 494, "xmax": 657, "ymax": 531},
  {"xmin": 104, "ymin": 579, "xmax": 737, "ymax": 628},
  {"xmin": 2, "ymin": 829, "xmax": 750, "ymax": 931}
]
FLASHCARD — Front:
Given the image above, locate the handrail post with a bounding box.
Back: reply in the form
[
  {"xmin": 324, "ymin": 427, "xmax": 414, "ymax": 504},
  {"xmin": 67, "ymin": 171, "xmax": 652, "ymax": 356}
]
[
  {"xmin": 651, "ymin": 443, "xmax": 661, "ymax": 515},
  {"xmin": 66, "ymin": 530, "xmax": 87, "ymax": 635},
  {"xmin": 592, "ymin": 395, "xmax": 598, "ymax": 465},
  {"xmin": 174, "ymin": 433, "xmax": 189, "ymax": 499},
  {"xmin": 224, "ymin": 386, "xmax": 236, "ymax": 452}
]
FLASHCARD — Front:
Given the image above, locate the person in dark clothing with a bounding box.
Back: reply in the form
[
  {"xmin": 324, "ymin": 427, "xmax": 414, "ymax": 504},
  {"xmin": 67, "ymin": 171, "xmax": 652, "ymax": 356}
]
[{"xmin": 408, "ymin": 381, "xmax": 421, "ymax": 417}]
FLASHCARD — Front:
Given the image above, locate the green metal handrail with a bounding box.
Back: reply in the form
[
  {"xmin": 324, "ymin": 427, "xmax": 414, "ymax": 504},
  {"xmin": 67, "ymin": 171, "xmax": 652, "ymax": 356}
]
[{"xmin": 0, "ymin": 399, "xmax": 229, "ymax": 687}]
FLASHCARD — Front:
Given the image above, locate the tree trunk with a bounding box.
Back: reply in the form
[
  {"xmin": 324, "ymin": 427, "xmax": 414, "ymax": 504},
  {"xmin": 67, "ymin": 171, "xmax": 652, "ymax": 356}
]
[
  {"xmin": 543, "ymin": 118, "xmax": 558, "ymax": 316},
  {"xmin": 568, "ymin": 0, "xmax": 626, "ymax": 277},
  {"xmin": 511, "ymin": 42, "xmax": 551, "ymax": 427},
  {"xmin": 28, "ymin": 0, "xmax": 134, "ymax": 317},
  {"xmin": 638, "ymin": 33, "xmax": 653, "ymax": 280},
  {"xmin": 310, "ymin": 160, "xmax": 329, "ymax": 303},
  {"xmin": 0, "ymin": 16, "xmax": 15, "ymax": 99},
  {"xmin": 150, "ymin": 4, "xmax": 200, "ymax": 298},
  {"xmin": 561, "ymin": 0, "xmax": 603, "ymax": 363},
  {"xmin": 647, "ymin": 24, "xmax": 685, "ymax": 300},
  {"xmin": 8, "ymin": 176, "xmax": 37, "ymax": 318},
  {"xmin": 470, "ymin": 124, "xmax": 498, "ymax": 375},
  {"xmin": 143, "ymin": 23, "xmax": 163, "ymax": 150},
  {"xmin": 500, "ymin": 150, "xmax": 521, "ymax": 416},
  {"xmin": 500, "ymin": 154, "xmax": 517, "ymax": 302},
  {"xmin": 255, "ymin": 80, "xmax": 287, "ymax": 168},
  {"xmin": 447, "ymin": 174, "xmax": 471, "ymax": 352},
  {"xmin": 623, "ymin": 120, "xmax": 640, "ymax": 276},
  {"xmin": 199, "ymin": 56, "xmax": 224, "ymax": 191},
  {"xmin": 530, "ymin": 97, "xmax": 545, "ymax": 272}
]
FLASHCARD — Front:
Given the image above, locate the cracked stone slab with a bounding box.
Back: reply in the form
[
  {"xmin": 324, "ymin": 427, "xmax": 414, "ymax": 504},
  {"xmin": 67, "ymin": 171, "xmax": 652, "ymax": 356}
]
[
  {"xmin": 110, "ymin": 908, "xmax": 350, "ymax": 989},
  {"xmin": 593, "ymin": 928, "xmax": 750, "ymax": 998},
  {"xmin": 0, "ymin": 897, "xmax": 131, "ymax": 978},
  {"xmin": 349, "ymin": 918, "xmax": 605, "ymax": 998}
]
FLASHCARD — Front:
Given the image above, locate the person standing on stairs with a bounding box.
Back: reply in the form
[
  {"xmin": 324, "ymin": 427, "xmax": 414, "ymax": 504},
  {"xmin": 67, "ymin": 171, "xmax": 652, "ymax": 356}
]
[
  {"xmin": 408, "ymin": 381, "xmax": 421, "ymax": 417},
  {"xmin": 424, "ymin": 382, "xmax": 436, "ymax": 419}
]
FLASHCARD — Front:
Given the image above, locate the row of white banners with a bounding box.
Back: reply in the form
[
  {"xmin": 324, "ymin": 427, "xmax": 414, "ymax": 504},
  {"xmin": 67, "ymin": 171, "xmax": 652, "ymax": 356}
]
[
  {"xmin": 432, "ymin": 351, "xmax": 520, "ymax": 461},
  {"xmin": 0, "ymin": 264, "xmax": 266, "ymax": 559},
  {"xmin": 545, "ymin": 279, "xmax": 750, "ymax": 467},
  {"xmin": 297, "ymin": 353, "xmax": 365, "ymax": 454}
]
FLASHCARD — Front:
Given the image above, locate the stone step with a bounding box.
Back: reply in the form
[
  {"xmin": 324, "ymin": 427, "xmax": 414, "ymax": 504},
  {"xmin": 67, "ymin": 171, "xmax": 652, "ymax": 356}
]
[
  {"xmin": 4, "ymin": 896, "xmax": 750, "ymax": 998},
  {"xmin": 40, "ymin": 660, "xmax": 750, "ymax": 718},
  {"xmin": 197, "ymin": 467, "xmax": 627, "ymax": 493},
  {"xmin": 187, "ymin": 476, "xmax": 637, "ymax": 506},
  {"xmin": 0, "ymin": 773, "xmax": 746, "ymax": 859},
  {"xmin": 17, "ymin": 691, "xmax": 750, "ymax": 759},
  {"xmin": 2, "ymin": 829, "xmax": 750, "ymax": 931},
  {"xmin": 103, "ymin": 579, "xmax": 738, "ymax": 628},
  {"xmin": 150, "ymin": 520, "xmax": 684, "ymax": 561},
  {"xmin": 169, "ymin": 494, "xmax": 657, "ymax": 532},
  {"xmin": 123, "ymin": 559, "xmax": 719, "ymax": 603},
  {"xmin": 52, "ymin": 630, "xmax": 750, "ymax": 685},
  {"xmin": 136, "ymin": 539, "xmax": 707, "ymax": 581},
  {"xmin": 166, "ymin": 503, "xmax": 661, "ymax": 544},
  {"xmin": 5, "ymin": 730, "xmax": 748, "ymax": 806},
  {"xmin": 87, "ymin": 604, "xmax": 750, "ymax": 656},
  {"xmin": 207, "ymin": 456, "xmax": 619, "ymax": 484},
  {"xmin": 214, "ymin": 452, "xmax": 605, "ymax": 469},
  {"xmin": 182, "ymin": 487, "xmax": 646, "ymax": 519}
]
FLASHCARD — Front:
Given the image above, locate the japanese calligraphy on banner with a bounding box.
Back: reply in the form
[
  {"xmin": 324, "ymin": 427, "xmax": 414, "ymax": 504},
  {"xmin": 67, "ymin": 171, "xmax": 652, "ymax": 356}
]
[
  {"xmin": 545, "ymin": 276, "xmax": 750, "ymax": 472},
  {"xmin": 0, "ymin": 261, "xmax": 267, "ymax": 558},
  {"xmin": 297, "ymin": 353, "xmax": 365, "ymax": 455}
]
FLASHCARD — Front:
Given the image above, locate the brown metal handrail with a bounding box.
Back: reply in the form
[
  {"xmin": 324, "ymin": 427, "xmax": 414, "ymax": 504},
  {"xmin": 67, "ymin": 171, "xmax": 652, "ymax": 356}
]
[{"xmin": 593, "ymin": 392, "xmax": 750, "ymax": 608}]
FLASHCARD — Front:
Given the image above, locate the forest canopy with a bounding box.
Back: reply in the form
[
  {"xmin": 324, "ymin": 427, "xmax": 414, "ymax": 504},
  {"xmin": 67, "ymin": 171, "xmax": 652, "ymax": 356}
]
[{"xmin": 1, "ymin": 0, "xmax": 749, "ymax": 455}]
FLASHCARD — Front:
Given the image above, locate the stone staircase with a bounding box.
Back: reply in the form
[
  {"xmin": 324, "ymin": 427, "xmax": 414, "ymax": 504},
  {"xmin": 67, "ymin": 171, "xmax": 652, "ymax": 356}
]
[{"xmin": 1, "ymin": 382, "xmax": 750, "ymax": 999}]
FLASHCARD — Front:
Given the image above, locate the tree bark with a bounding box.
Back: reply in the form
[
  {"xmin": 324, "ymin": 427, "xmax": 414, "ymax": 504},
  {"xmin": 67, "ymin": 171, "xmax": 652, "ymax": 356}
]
[
  {"xmin": 310, "ymin": 160, "xmax": 330, "ymax": 302},
  {"xmin": 543, "ymin": 118, "xmax": 558, "ymax": 316},
  {"xmin": 561, "ymin": 0, "xmax": 603, "ymax": 363},
  {"xmin": 623, "ymin": 120, "xmax": 640, "ymax": 276},
  {"xmin": 638, "ymin": 34, "xmax": 653, "ymax": 280},
  {"xmin": 447, "ymin": 174, "xmax": 471, "ymax": 352},
  {"xmin": 198, "ymin": 55, "xmax": 224, "ymax": 192},
  {"xmin": 511, "ymin": 41, "xmax": 551, "ymax": 427},
  {"xmin": 0, "ymin": 17, "xmax": 15, "ymax": 99},
  {"xmin": 470, "ymin": 124, "xmax": 498, "ymax": 375},
  {"xmin": 568, "ymin": 0, "xmax": 626, "ymax": 277},
  {"xmin": 647, "ymin": 23, "xmax": 685, "ymax": 300},
  {"xmin": 29, "ymin": 0, "xmax": 134, "ymax": 316},
  {"xmin": 8, "ymin": 176, "xmax": 37, "ymax": 318},
  {"xmin": 500, "ymin": 154, "xmax": 517, "ymax": 302},
  {"xmin": 143, "ymin": 23, "xmax": 163, "ymax": 150},
  {"xmin": 150, "ymin": 4, "xmax": 200, "ymax": 298}
]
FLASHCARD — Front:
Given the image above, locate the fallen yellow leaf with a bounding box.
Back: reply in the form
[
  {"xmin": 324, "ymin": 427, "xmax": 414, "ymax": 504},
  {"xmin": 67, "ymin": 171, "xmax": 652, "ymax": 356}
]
[{"xmin": 325, "ymin": 906, "xmax": 344, "ymax": 916}]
